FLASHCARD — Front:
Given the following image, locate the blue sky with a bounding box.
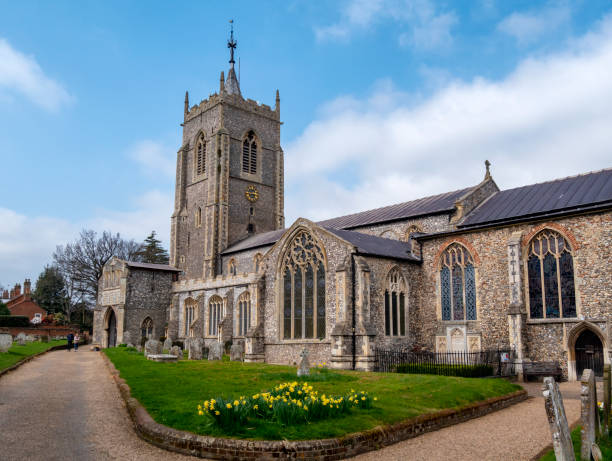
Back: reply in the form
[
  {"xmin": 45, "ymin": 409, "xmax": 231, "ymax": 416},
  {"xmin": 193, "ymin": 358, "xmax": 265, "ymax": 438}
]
[{"xmin": 1, "ymin": 0, "xmax": 612, "ymax": 287}]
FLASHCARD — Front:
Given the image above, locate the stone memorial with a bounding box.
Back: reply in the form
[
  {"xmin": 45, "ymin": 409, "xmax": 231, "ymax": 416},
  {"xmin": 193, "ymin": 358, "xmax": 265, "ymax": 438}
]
[
  {"xmin": 25, "ymin": 335, "xmax": 35, "ymax": 343},
  {"xmin": 230, "ymin": 343, "xmax": 243, "ymax": 361},
  {"xmin": 147, "ymin": 354, "xmax": 178, "ymax": 363},
  {"xmin": 542, "ymin": 377, "xmax": 575, "ymax": 461},
  {"xmin": 0, "ymin": 333, "xmax": 13, "ymax": 353},
  {"xmin": 170, "ymin": 345, "xmax": 182, "ymax": 358},
  {"xmin": 122, "ymin": 331, "xmax": 131, "ymax": 346},
  {"xmin": 163, "ymin": 337, "xmax": 173, "ymax": 352},
  {"xmin": 297, "ymin": 348, "xmax": 310, "ymax": 377},
  {"xmin": 581, "ymin": 368, "xmax": 600, "ymax": 461},
  {"xmin": 188, "ymin": 338, "xmax": 204, "ymax": 360},
  {"xmin": 16, "ymin": 333, "xmax": 27, "ymax": 346},
  {"xmin": 208, "ymin": 341, "xmax": 223, "ymax": 361},
  {"xmin": 144, "ymin": 339, "xmax": 162, "ymax": 357}
]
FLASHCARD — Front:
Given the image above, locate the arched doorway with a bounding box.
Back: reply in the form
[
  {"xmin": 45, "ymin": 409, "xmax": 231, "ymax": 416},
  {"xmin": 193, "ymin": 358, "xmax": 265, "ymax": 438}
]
[
  {"xmin": 107, "ymin": 309, "xmax": 117, "ymax": 348},
  {"xmin": 575, "ymin": 329, "xmax": 603, "ymax": 378}
]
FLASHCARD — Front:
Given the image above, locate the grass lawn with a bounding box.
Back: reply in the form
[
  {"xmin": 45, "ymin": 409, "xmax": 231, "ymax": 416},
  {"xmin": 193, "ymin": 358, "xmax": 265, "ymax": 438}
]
[
  {"xmin": 105, "ymin": 347, "xmax": 521, "ymax": 441},
  {"xmin": 0, "ymin": 339, "xmax": 66, "ymax": 372},
  {"xmin": 539, "ymin": 426, "xmax": 612, "ymax": 460}
]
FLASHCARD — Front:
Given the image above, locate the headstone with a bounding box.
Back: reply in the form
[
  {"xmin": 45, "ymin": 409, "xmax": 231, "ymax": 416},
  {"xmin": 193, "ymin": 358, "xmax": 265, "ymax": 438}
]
[
  {"xmin": 542, "ymin": 377, "xmax": 575, "ymax": 461},
  {"xmin": 163, "ymin": 337, "xmax": 173, "ymax": 352},
  {"xmin": 297, "ymin": 347, "xmax": 310, "ymax": 377},
  {"xmin": 0, "ymin": 333, "xmax": 13, "ymax": 353},
  {"xmin": 16, "ymin": 332, "xmax": 27, "ymax": 346},
  {"xmin": 188, "ymin": 338, "xmax": 204, "ymax": 360},
  {"xmin": 25, "ymin": 335, "xmax": 35, "ymax": 343},
  {"xmin": 581, "ymin": 369, "xmax": 599, "ymax": 461},
  {"xmin": 230, "ymin": 343, "xmax": 243, "ymax": 361},
  {"xmin": 122, "ymin": 331, "xmax": 131, "ymax": 345},
  {"xmin": 208, "ymin": 341, "xmax": 223, "ymax": 361},
  {"xmin": 144, "ymin": 339, "xmax": 162, "ymax": 357},
  {"xmin": 146, "ymin": 354, "xmax": 178, "ymax": 363},
  {"xmin": 603, "ymin": 364, "xmax": 611, "ymax": 433},
  {"xmin": 170, "ymin": 345, "xmax": 182, "ymax": 359}
]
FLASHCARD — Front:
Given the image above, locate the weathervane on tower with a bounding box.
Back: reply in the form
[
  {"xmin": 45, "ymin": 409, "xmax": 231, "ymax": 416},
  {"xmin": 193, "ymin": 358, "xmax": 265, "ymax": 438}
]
[{"xmin": 228, "ymin": 19, "xmax": 237, "ymax": 66}]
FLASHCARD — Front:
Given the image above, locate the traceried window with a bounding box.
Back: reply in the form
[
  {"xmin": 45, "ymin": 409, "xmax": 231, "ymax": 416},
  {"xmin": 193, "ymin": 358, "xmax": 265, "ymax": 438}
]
[
  {"xmin": 242, "ymin": 130, "xmax": 257, "ymax": 174},
  {"xmin": 237, "ymin": 292, "xmax": 251, "ymax": 336},
  {"xmin": 527, "ymin": 230, "xmax": 576, "ymax": 319},
  {"xmin": 281, "ymin": 231, "xmax": 326, "ymax": 340},
  {"xmin": 141, "ymin": 317, "xmax": 153, "ymax": 340},
  {"xmin": 195, "ymin": 207, "xmax": 202, "ymax": 228},
  {"xmin": 195, "ymin": 133, "xmax": 206, "ymax": 176},
  {"xmin": 384, "ymin": 268, "xmax": 407, "ymax": 336},
  {"xmin": 440, "ymin": 244, "xmax": 476, "ymax": 321},
  {"xmin": 184, "ymin": 299, "xmax": 197, "ymax": 337},
  {"xmin": 228, "ymin": 259, "xmax": 237, "ymax": 276},
  {"xmin": 208, "ymin": 296, "xmax": 223, "ymax": 336}
]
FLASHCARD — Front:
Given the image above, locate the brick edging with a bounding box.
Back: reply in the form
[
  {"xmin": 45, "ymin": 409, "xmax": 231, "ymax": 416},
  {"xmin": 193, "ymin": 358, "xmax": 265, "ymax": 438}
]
[
  {"xmin": 0, "ymin": 344, "xmax": 67, "ymax": 379},
  {"xmin": 103, "ymin": 353, "xmax": 528, "ymax": 460}
]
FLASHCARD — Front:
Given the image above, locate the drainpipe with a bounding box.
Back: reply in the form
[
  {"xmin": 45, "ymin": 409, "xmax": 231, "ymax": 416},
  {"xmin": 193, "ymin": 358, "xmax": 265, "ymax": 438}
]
[{"xmin": 351, "ymin": 253, "xmax": 356, "ymax": 370}]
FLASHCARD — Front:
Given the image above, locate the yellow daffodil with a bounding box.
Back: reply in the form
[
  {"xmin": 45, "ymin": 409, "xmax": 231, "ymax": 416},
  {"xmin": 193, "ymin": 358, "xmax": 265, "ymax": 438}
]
[
  {"xmin": 254, "ymin": 404, "xmax": 258, "ymax": 410},
  {"xmin": 215, "ymin": 410, "xmax": 220, "ymax": 415},
  {"xmin": 233, "ymin": 400, "xmax": 239, "ymax": 406},
  {"xmin": 226, "ymin": 403, "xmax": 232, "ymax": 409},
  {"xmin": 198, "ymin": 410, "xmax": 203, "ymax": 416}
]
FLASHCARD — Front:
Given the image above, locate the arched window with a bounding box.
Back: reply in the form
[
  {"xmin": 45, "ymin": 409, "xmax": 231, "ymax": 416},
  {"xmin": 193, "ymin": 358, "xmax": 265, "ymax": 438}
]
[
  {"xmin": 384, "ymin": 268, "xmax": 407, "ymax": 336},
  {"xmin": 195, "ymin": 133, "xmax": 206, "ymax": 176},
  {"xmin": 237, "ymin": 292, "xmax": 251, "ymax": 336},
  {"xmin": 228, "ymin": 259, "xmax": 237, "ymax": 276},
  {"xmin": 242, "ymin": 130, "xmax": 257, "ymax": 174},
  {"xmin": 527, "ymin": 230, "xmax": 576, "ymax": 319},
  {"xmin": 208, "ymin": 296, "xmax": 223, "ymax": 336},
  {"xmin": 440, "ymin": 243, "xmax": 476, "ymax": 321},
  {"xmin": 281, "ymin": 230, "xmax": 326, "ymax": 339},
  {"xmin": 184, "ymin": 298, "xmax": 197, "ymax": 337},
  {"xmin": 141, "ymin": 317, "xmax": 153, "ymax": 340},
  {"xmin": 195, "ymin": 207, "xmax": 202, "ymax": 228},
  {"xmin": 254, "ymin": 253, "xmax": 263, "ymax": 273}
]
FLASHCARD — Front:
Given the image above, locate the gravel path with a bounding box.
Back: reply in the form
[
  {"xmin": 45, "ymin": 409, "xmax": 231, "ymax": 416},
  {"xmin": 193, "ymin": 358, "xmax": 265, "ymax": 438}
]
[{"xmin": 0, "ymin": 349, "xmax": 192, "ymax": 461}]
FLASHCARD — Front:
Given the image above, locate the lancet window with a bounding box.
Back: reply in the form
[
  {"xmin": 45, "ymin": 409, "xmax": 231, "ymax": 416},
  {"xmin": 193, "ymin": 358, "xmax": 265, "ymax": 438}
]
[
  {"xmin": 237, "ymin": 292, "xmax": 251, "ymax": 336},
  {"xmin": 141, "ymin": 317, "xmax": 153, "ymax": 340},
  {"xmin": 195, "ymin": 133, "xmax": 206, "ymax": 176},
  {"xmin": 384, "ymin": 268, "xmax": 407, "ymax": 336},
  {"xmin": 527, "ymin": 230, "xmax": 576, "ymax": 319},
  {"xmin": 242, "ymin": 130, "xmax": 257, "ymax": 174},
  {"xmin": 208, "ymin": 296, "xmax": 223, "ymax": 336},
  {"xmin": 195, "ymin": 207, "xmax": 202, "ymax": 228},
  {"xmin": 440, "ymin": 244, "xmax": 477, "ymax": 321},
  {"xmin": 184, "ymin": 298, "xmax": 197, "ymax": 337},
  {"xmin": 281, "ymin": 231, "xmax": 326, "ymax": 340}
]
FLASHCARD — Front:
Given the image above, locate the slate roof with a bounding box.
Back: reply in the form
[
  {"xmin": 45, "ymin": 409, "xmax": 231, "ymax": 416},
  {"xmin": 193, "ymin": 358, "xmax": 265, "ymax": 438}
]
[
  {"xmin": 459, "ymin": 168, "xmax": 612, "ymax": 228},
  {"xmin": 125, "ymin": 261, "xmax": 181, "ymax": 272},
  {"xmin": 222, "ymin": 229, "xmax": 286, "ymax": 254},
  {"xmin": 318, "ymin": 187, "xmax": 472, "ymax": 229},
  {"xmin": 323, "ymin": 228, "xmax": 419, "ymax": 261}
]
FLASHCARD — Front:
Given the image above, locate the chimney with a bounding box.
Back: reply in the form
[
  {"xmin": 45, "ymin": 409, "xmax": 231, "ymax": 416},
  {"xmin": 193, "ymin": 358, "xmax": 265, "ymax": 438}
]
[
  {"xmin": 14, "ymin": 283, "xmax": 21, "ymax": 297},
  {"xmin": 2, "ymin": 289, "xmax": 8, "ymax": 299},
  {"xmin": 24, "ymin": 278, "xmax": 31, "ymax": 298},
  {"xmin": 10, "ymin": 288, "xmax": 15, "ymax": 298}
]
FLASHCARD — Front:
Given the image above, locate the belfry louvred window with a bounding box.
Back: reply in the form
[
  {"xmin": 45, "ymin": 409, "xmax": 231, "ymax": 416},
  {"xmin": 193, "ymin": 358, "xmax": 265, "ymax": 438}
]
[
  {"xmin": 242, "ymin": 130, "xmax": 257, "ymax": 174},
  {"xmin": 440, "ymin": 243, "xmax": 476, "ymax": 321},
  {"xmin": 384, "ymin": 268, "xmax": 407, "ymax": 336},
  {"xmin": 196, "ymin": 134, "xmax": 206, "ymax": 176},
  {"xmin": 281, "ymin": 230, "xmax": 326, "ymax": 340},
  {"xmin": 527, "ymin": 230, "xmax": 576, "ymax": 319}
]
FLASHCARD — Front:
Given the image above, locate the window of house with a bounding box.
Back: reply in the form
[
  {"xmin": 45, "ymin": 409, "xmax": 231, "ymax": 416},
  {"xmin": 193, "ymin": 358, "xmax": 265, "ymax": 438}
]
[
  {"xmin": 281, "ymin": 230, "xmax": 326, "ymax": 340},
  {"xmin": 242, "ymin": 130, "xmax": 257, "ymax": 174},
  {"xmin": 141, "ymin": 317, "xmax": 153, "ymax": 340},
  {"xmin": 208, "ymin": 296, "xmax": 223, "ymax": 336},
  {"xmin": 195, "ymin": 134, "xmax": 206, "ymax": 176},
  {"xmin": 440, "ymin": 243, "xmax": 477, "ymax": 321},
  {"xmin": 237, "ymin": 292, "xmax": 251, "ymax": 336},
  {"xmin": 384, "ymin": 268, "xmax": 407, "ymax": 336},
  {"xmin": 527, "ymin": 230, "xmax": 576, "ymax": 319}
]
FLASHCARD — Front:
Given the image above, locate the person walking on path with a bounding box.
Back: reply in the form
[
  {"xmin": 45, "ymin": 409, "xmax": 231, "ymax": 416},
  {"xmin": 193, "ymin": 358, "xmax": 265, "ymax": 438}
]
[
  {"xmin": 66, "ymin": 332, "xmax": 74, "ymax": 352},
  {"xmin": 74, "ymin": 333, "xmax": 80, "ymax": 351}
]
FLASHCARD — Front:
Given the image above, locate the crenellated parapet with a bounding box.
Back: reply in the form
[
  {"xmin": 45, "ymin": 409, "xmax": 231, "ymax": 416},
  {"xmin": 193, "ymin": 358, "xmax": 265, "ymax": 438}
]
[{"xmin": 184, "ymin": 91, "xmax": 280, "ymax": 124}]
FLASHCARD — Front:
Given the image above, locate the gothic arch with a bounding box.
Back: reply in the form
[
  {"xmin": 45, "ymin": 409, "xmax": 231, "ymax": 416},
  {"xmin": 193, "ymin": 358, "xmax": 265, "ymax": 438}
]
[
  {"xmin": 208, "ymin": 295, "xmax": 224, "ymax": 337},
  {"xmin": 103, "ymin": 306, "xmax": 118, "ymax": 348},
  {"xmin": 193, "ymin": 130, "xmax": 207, "ymax": 178},
  {"xmin": 241, "ymin": 129, "xmax": 260, "ymax": 175},
  {"xmin": 522, "ymin": 222, "xmax": 579, "ymax": 251},
  {"xmin": 383, "ymin": 266, "xmax": 408, "ymax": 337},
  {"xmin": 276, "ymin": 226, "xmax": 328, "ymax": 275},
  {"xmin": 236, "ymin": 290, "xmax": 251, "ymax": 336},
  {"xmin": 566, "ymin": 321, "xmax": 609, "ymax": 381},
  {"xmin": 434, "ymin": 237, "xmax": 481, "ymax": 269}
]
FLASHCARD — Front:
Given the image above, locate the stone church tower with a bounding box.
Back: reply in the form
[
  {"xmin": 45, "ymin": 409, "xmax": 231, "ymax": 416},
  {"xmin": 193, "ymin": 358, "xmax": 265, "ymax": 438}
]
[{"xmin": 170, "ymin": 28, "xmax": 284, "ymax": 279}]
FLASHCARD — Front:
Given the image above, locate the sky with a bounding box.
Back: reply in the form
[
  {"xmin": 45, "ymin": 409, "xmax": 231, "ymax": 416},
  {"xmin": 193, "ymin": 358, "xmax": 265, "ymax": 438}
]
[{"xmin": 1, "ymin": 0, "xmax": 612, "ymax": 288}]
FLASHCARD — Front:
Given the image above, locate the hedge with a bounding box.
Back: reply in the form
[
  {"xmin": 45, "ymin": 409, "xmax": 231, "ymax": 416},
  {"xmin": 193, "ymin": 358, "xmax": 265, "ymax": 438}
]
[{"xmin": 0, "ymin": 315, "xmax": 30, "ymax": 327}]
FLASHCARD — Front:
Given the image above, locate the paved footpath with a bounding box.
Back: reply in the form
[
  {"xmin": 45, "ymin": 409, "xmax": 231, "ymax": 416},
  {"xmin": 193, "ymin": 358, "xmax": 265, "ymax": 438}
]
[{"xmin": 0, "ymin": 349, "xmax": 191, "ymax": 461}]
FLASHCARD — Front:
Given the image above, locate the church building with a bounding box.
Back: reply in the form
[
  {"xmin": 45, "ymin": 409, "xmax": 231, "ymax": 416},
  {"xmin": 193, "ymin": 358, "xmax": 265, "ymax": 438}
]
[{"xmin": 93, "ymin": 32, "xmax": 612, "ymax": 381}]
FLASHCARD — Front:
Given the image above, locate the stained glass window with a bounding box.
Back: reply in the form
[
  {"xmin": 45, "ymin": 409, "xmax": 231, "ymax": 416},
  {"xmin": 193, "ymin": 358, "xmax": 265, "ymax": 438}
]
[
  {"xmin": 439, "ymin": 244, "xmax": 476, "ymax": 321},
  {"xmin": 527, "ymin": 230, "xmax": 576, "ymax": 319},
  {"xmin": 208, "ymin": 296, "xmax": 223, "ymax": 336},
  {"xmin": 237, "ymin": 292, "xmax": 251, "ymax": 336},
  {"xmin": 281, "ymin": 231, "xmax": 326, "ymax": 339},
  {"xmin": 385, "ymin": 268, "xmax": 407, "ymax": 336}
]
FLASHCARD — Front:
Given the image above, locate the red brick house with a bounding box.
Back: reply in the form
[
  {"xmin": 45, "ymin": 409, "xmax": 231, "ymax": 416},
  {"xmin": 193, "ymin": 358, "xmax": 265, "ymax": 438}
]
[{"xmin": 6, "ymin": 279, "xmax": 47, "ymax": 323}]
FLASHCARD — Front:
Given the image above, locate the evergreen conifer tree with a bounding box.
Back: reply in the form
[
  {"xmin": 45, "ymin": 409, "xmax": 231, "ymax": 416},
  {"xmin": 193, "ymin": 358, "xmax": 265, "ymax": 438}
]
[{"xmin": 136, "ymin": 231, "xmax": 170, "ymax": 264}]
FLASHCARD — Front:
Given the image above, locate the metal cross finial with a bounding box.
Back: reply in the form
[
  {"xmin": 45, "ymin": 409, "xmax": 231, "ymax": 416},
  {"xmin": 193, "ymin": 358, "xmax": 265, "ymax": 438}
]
[
  {"xmin": 227, "ymin": 19, "xmax": 237, "ymax": 66},
  {"xmin": 485, "ymin": 159, "xmax": 491, "ymax": 179}
]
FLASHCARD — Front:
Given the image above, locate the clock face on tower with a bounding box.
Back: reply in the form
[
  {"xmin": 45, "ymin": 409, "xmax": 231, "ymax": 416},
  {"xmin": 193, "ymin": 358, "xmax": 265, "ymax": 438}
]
[{"xmin": 245, "ymin": 185, "xmax": 259, "ymax": 203}]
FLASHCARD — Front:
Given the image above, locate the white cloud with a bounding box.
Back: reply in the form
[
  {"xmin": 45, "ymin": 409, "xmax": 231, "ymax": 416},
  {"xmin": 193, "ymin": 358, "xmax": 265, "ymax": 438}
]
[
  {"xmin": 128, "ymin": 140, "xmax": 175, "ymax": 180},
  {"xmin": 285, "ymin": 14, "xmax": 612, "ymax": 224},
  {"xmin": 315, "ymin": 0, "xmax": 457, "ymax": 51},
  {"xmin": 0, "ymin": 38, "xmax": 72, "ymax": 111},
  {"xmin": 497, "ymin": 3, "xmax": 571, "ymax": 45}
]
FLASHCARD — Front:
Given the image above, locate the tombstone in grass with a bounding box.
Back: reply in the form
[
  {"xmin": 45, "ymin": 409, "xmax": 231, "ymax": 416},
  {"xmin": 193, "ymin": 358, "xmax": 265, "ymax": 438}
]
[
  {"xmin": 188, "ymin": 338, "xmax": 203, "ymax": 360},
  {"xmin": 25, "ymin": 335, "xmax": 35, "ymax": 343},
  {"xmin": 144, "ymin": 339, "xmax": 162, "ymax": 357},
  {"xmin": 208, "ymin": 341, "xmax": 223, "ymax": 361},
  {"xmin": 230, "ymin": 343, "xmax": 243, "ymax": 361},
  {"xmin": 170, "ymin": 345, "xmax": 182, "ymax": 359},
  {"xmin": 542, "ymin": 377, "xmax": 575, "ymax": 461},
  {"xmin": 580, "ymin": 368, "xmax": 600, "ymax": 461},
  {"xmin": 122, "ymin": 331, "xmax": 131, "ymax": 346},
  {"xmin": 0, "ymin": 333, "xmax": 12, "ymax": 353},
  {"xmin": 603, "ymin": 364, "xmax": 611, "ymax": 433},
  {"xmin": 16, "ymin": 332, "xmax": 27, "ymax": 346},
  {"xmin": 297, "ymin": 347, "xmax": 310, "ymax": 377}
]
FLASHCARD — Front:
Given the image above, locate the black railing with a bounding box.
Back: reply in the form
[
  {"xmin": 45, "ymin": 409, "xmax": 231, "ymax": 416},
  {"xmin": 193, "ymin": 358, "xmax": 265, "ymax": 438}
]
[{"xmin": 374, "ymin": 347, "xmax": 515, "ymax": 378}]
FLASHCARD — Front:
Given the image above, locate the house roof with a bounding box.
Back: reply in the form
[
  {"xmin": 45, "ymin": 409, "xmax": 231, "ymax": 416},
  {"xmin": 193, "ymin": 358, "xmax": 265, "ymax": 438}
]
[
  {"xmin": 324, "ymin": 228, "xmax": 419, "ymax": 261},
  {"xmin": 125, "ymin": 261, "xmax": 181, "ymax": 272},
  {"xmin": 459, "ymin": 168, "xmax": 612, "ymax": 228}
]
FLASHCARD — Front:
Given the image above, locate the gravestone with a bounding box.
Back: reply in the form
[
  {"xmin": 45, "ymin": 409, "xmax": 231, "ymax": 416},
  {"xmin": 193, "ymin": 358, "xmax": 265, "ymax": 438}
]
[
  {"xmin": 208, "ymin": 341, "xmax": 223, "ymax": 361},
  {"xmin": 0, "ymin": 334, "xmax": 12, "ymax": 353},
  {"xmin": 580, "ymin": 369, "xmax": 600, "ymax": 461},
  {"xmin": 16, "ymin": 332, "xmax": 27, "ymax": 346},
  {"xmin": 144, "ymin": 339, "xmax": 162, "ymax": 357},
  {"xmin": 163, "ymin": 337, "xmax": 173, "ymax": 352},
  {"xmin": 25, "ymin": 335, "xmax": 35, "ymax": 343},
  {"xmin": 122, "ymin": 331, "xmax": 131, "ymax": 346},
  {"xmin": 603, "ymin": 364, "xmax": 611, "ymax": 433},
  {"xmin": 188, "ymin": 338, "xmax": 203, "ymax": 360},
  {"xmin": 147, "ymin": 354, "xmax": 178, "ymax": 363},
  {"xmin": 230, "ymin": 343, "xmax": 243, "ymax": 361},
  {"xmin": 170, "ymin": 345, "xmax": 182, "ymax": 359},
  {"xmin": 297, "ymin": 348, "xmax": 310, "ymax": 377},
  {"xmin": 542, "ymin": 377, "xmax": 575, "ymax": 461}
]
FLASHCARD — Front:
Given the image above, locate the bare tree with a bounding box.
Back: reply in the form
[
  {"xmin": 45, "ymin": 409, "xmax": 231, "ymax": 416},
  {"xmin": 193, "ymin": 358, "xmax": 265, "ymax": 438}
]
[{"xmin": 53, "ymin": 230, "xmax": 142, "ymax": 314}]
